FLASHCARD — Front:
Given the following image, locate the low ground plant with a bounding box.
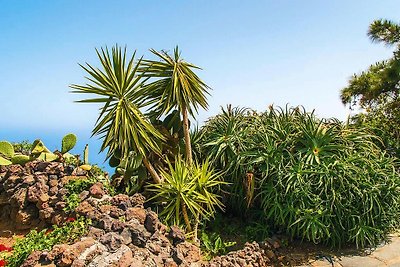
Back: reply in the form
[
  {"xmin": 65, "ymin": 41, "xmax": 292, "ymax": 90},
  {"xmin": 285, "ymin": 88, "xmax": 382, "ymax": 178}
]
[{"xmin": 3, "ymin": 217, "xmax": 90, "ymax": 267}]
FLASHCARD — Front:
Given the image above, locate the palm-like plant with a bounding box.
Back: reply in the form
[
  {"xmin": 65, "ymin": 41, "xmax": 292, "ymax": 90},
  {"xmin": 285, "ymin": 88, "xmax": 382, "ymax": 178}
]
[
  {"xmin": 70, "ymin": 46, "xmax": 165, "ymax": 183},
  {"xmin": 147, "ymin": 157, "xmax": 225, "ymax": 240},
  {"xmin": 139, "ymin": 47, "xmax": 210, "ymax": 165}
]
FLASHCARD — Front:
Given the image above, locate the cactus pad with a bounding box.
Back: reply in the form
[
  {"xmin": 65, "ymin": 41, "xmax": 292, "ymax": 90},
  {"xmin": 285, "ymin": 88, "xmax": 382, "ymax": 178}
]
[
  {"xmin": 61, "ymin": 133, "xmax": 77, "ymax": 154},
  {"xmin": 11, "ymin": 155, "xmax": 31, "ymax": 165},
  {"xmin": 31, "ymin": 140, "xmax": 51, "ymax": 154},
  {"xmin": 37, "ymin": 152, "xmax": 59, "ymax": 162},
  {"xmin": 0, "ymin": 156, "xmax": 12, "ymax": 166},
  {"xmin": 0, "ymin": 141, "xmax": 14, "ymax": 158}
]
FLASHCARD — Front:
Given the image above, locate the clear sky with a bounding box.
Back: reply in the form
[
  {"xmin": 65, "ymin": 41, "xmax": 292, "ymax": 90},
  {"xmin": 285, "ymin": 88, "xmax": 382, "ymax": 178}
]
[{"xmin": 1, "ymin": 1, "xmax": 399, "ymax": 168}]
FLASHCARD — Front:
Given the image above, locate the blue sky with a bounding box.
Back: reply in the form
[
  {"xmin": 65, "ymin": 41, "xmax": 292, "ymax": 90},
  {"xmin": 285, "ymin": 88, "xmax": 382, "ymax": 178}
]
[{"xmin": 1, "ymin": 1, "xmax": 399, "ymax": 168}]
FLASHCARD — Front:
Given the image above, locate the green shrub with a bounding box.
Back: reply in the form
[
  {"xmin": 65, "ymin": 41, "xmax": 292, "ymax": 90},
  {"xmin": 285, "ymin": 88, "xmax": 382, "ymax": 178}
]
[
  {"xmin": 196, "ymin": 105, "xmax": 400, "ymax": 248},
  {"xmin": 200, "ymin": 231, "xmax": 236, "ymax": 260},
  {"xmin": 4, "ymin": 217, "xmax": 90, "ymax": 267},
  {"xmin": 147, "ymin": 158, "xmax": 226, "ymax": 239}
]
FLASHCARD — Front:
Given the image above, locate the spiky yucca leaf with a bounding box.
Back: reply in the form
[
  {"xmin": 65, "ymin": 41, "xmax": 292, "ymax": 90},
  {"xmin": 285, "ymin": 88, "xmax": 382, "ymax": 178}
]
[{"xmin": 70, "ymin": 46, "xmax": 164, "ymax": 159}]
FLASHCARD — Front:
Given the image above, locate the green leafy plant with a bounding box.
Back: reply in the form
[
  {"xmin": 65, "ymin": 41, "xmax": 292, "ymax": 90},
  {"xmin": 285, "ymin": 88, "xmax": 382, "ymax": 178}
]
[
  {"xmin": 64, "ymin": 193, "xmax": 81, "ymax": 212},
  {"xmin": 70, "ymin": 45, "xmax": 165, "ymax": 184},
  {"xmin": 4, "ymin": 217, "xmax": 90, "ymax": 267},
  {"xmin": 12, "ymin": 140, "xmax": 32, "ymax": 155},
  {"xmin": 197, "ymin": 105, "xmax": 400, "ymax": 248},
  {"xmin": 341, "ymin": 19, "xmax": 400, "ymax": 158},
  {"xmin": 200, "ymin": 231, "xmax": 236, "ymax": 260},
  {"xmin": 139, "ymin": 46, "xmax": 210, "ymax": 165},
  {"xmin": 147, "ymin": 158, "xmax": 226, "ymax": 240},
  {"xmin": 0, "ymin": 140, "xmax": 31, "ymax": 166}
]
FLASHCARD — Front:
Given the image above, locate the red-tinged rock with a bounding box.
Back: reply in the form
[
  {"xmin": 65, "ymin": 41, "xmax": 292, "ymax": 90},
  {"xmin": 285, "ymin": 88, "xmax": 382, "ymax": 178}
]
[
  {"xmin": 89, "ymin": 182, "xmax": 105, "ymax": 198},
  {"xmin": 126, "ymin": 207, "xmax": 146, "ymax": 224}
]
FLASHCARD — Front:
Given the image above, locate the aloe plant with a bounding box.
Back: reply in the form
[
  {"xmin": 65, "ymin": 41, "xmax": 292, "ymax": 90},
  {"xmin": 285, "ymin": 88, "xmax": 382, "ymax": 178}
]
[{"xmin": 196, "ymin": 105, "xmax": 400, "ymax": 248}]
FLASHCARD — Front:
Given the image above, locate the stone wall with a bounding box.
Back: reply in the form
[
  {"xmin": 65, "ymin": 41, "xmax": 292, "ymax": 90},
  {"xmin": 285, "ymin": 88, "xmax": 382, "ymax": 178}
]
[
  {"xmin": 0, "ymin": 162, "xmax": 284, "ymax": 266},
  {"xmin": 0, "ymin": 161, "xmax": 88, "ymax": 230}
]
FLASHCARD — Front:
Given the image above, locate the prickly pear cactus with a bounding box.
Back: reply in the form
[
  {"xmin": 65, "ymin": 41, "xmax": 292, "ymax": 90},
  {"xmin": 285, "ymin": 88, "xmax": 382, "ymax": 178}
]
[
  {"xmin": 0, "ymin": 141, "xmax": 14, "ymax": 158},
  {"xmin": 0, "ymin": 156, "xmax": 12, "ymax": 166},
  {"xmin": 37, "ymin": 152, "xmax": 59, "ymax": 162},
  {"xmin": 61, "ymin": 133, "xmax": 77, "ymax": 154},
  {"xmin": 31, "ymin": 139, "xmax": 51, "ymax": 154},
  {"xmin": 11, "ymin": 155, "xmax": 32, "ymax": 165}
]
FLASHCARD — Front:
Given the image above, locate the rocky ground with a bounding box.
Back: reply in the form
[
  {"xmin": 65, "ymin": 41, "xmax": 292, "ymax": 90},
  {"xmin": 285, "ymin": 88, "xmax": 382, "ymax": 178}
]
[
  {"xmin": 3, "ymin": 161, "xmax": 398, "ymax": 266},
  {"xmin": 0, "ymin": 161, "xmax": 286, "ymax": 266}
]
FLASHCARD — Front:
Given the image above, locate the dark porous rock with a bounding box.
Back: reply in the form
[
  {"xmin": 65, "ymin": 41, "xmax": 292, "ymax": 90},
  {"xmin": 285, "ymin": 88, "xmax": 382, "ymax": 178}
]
[
  {"xmin": 3, "ymin": 175, "xmax": 22, "ymax": 191},
  {"xmin": 35, "ymin": 173, "xmax": 49, "ymax": 184},
  {"xmin": 55, "ymin": 201, "xmax": 66, "ymax": 210},
  {"xmin": 34, "ymin": 161, "xmax": 51, "ymax": 172},
  {"xmin": 99, "ymin": 232, "xmax": 124, "ymax": 252},
  {"xmin": 15, "ymin": 204, "xmax": 38, "ymax": 227},
  {"xmin": 78, "ymin": 190, "xmax": 89, "ymax": 201},
  {"xmin": 127, "ymin": 221, "xmax": 151, "ymax": 248},
  {"xmin": 72, "ymin": 167, "xmax": 87, "ymax": 176},
  {"xmin": 10, "ymin": 187, "xmax": 28, "ymax": 208},
  {"xmin": 48, "ymin": 186, "xmax": 58, "ymax": 196},
  {"xmin": 48, "ymin": 179, "xmax": 59, "ymax": 187},
  {"xmin": 47, "ymin": 237, "xmax": 96, "ymax": 267},
  {"xmin": 120, "ymin": 227, "xmax": 132, "ymax": 245},
  {"xmin": 51, "ymin": 213, "xmax": 65, "ymax": 225},
  {"xmin": 45, "ymin": 162, "xmax": 64, "ymax": 175},
  {"xmin": 111, "ymin": 194, "xmax": 131, "ymax": 207},
  {"xmin": 39, "ymin": 207, "xmax": 55, "ymax": 220},
  {"xmin": 172, "ymin": 241, "xmax": 201, "ymax": 265},
  {"xmin": 20, "ymin": 250, "xmax": 42, "ymax": 267},
  {"xmin": 126, "ymin": 207, "xmax": 146, "ymax": 224},
  {"xmin": 58, "ymin": 188, "xmax": 68, "ymax": 196},
  {"xmin": 109, "ymin": 206, "xmax": 125, "ymax": 218},
  {"xmin": 48, "ymin": 195, "xmax": 59, "ymax": 206},
  {"xmin": 131, "ymin": 227, "xmax": 151, "ymax": 248},
  {"xmin": 89, "ymin": 182, "xmax": 105, "ymax": 198},
  {"xmin": 130, "ymin": 193, "xmax": 145, "ymax": 207},
  {"xmin": 87, "ymin": 227, "xmax": 106, "ymax": 239},
  {"xmin": 145, "ymin": 209, "xmax": 160, "ymax": 233},
  {"xmin": 206, "ymin": 242, "xmax": 273, "ymax": 267},
  {"xmin": 22, "ymin": 174, "xmax": 35, "ymax": 185},
  {"xmin": 7, "ymin": 164, "xmax": 24, "ymax": 174},
  {"xmin": 76, "ymin": 201, "xmax": 96, "ymax": 219},
  {"xmin": 168, "ymin": 225, "xmax": 186, "ymax": 245},
  {"xmin": 111, "ymin": 219, "xmax": 126, "ymax": 232},
  {"xmin": 97, "ymin": 214, "xmax": 115, "ymax": 231},
  {"xmin": 27, "ymin": 182, "xmax": 49, "ymax": 203}
]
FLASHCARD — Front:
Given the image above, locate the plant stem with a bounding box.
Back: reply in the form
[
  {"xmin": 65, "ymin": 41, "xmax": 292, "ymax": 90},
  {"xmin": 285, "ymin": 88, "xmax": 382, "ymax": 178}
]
[
  {"xmin": 143, "ymin": 157, "xmax": 163, "ymax": 184},
  {"xmin": 182, "ymin": 105, "xmax": 193, "ymax": 165},
  {"xmin": 181, "ymin": 200, "xmax": 192, "ymax": 232},
  {"xmin": 193, "ymin": 211, "xmax": 199, "ymax": 243}
]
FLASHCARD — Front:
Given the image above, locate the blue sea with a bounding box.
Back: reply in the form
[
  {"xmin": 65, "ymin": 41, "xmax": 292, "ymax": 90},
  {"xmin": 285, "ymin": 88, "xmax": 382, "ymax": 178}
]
[{"xmin": 1, "ymin": 128, "xmax": 113, "ymax": 174}]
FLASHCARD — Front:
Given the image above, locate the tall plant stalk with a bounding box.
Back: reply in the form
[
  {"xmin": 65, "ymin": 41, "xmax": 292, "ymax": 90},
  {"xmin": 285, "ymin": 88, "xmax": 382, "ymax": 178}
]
[{"xmin": 182, "ymin": 105, "xmax": 193, "ymax": 164}]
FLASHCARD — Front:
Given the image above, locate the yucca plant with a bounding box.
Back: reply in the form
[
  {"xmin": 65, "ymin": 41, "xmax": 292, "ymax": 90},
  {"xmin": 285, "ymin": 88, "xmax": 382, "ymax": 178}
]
[
  {"xmin": 70, "ymin": 45, "xmax": 165, "ymax": 184},
  {"xmin": 147, "ymin": 157, "xmax": 226, "ymax": 240},
  {"xmin": 139, "ymin": 46, "xmax": 210, "ymax": 165}
]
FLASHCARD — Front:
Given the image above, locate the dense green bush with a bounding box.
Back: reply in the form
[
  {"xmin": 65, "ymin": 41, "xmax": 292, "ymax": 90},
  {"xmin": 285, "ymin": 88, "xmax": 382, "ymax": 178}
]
[
  {"xmin": 4, "ymin": 218, "xmax": 90, "ymax": 267},
  {"xmin": 195, "ymin": 105, "xmax": 400, "ymax": 247}
]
